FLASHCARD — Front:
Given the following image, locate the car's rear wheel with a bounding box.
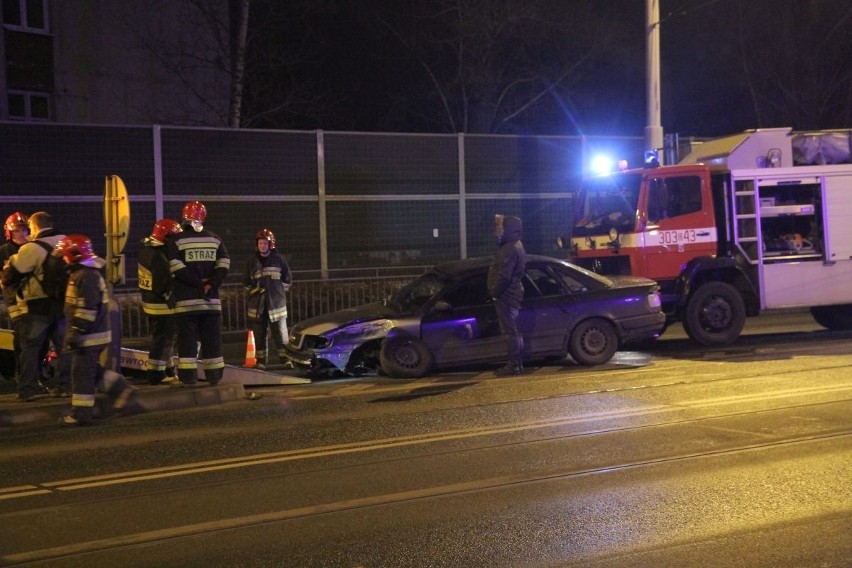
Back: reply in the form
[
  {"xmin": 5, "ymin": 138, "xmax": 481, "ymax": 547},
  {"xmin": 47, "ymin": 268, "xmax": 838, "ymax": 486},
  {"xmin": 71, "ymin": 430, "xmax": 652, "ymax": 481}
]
[
  {"xmin": 380, "ymin": 336, "xmax": 434, "ymax": 378},
  {"xmin": 810, "ymin": 304, "xmax": 852, "ymax": 330},
  {"xmin": 569, "ymin": 318, "xmax": 618, "ymax": 365}
]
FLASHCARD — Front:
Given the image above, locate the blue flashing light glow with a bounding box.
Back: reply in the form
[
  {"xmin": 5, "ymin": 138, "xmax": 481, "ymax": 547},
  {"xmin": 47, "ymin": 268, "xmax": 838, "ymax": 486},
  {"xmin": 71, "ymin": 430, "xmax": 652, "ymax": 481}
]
[
  {"xmin": 644, "ymin": 150, "xmax": 660, "ymax": 167},
  {"xmin": 590, "ymin": 155, "xmax": 614, "ymax": 175}
]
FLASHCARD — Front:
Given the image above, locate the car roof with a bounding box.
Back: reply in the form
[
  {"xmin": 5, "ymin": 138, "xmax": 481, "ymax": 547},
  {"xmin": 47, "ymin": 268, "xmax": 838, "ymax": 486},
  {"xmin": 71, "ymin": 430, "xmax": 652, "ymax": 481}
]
[{"xmin": 432, "ymin": 254, "xmax": 589, "ymax": 277}]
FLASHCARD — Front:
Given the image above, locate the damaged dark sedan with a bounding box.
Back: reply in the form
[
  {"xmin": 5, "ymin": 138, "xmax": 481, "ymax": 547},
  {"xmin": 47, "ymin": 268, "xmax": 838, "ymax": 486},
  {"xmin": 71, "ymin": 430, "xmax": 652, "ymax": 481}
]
[{"xmin": 284, "ymin": 255, "xmax": 665, "ymax": 379}]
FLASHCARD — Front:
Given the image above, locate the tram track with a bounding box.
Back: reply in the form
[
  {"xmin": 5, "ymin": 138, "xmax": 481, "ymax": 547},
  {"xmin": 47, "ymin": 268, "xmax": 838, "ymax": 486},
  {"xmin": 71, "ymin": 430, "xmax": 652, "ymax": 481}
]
[
  {"xmin": 2, "ymin": 385, "xmax": 849, "ymax": 501},
  {"xmin": 2, "ymin": 330, "xmax": 850, "ymax": 565},
  {"xmin": 3, "ymin": 421, "xmax": 850, "ymax": 566}
]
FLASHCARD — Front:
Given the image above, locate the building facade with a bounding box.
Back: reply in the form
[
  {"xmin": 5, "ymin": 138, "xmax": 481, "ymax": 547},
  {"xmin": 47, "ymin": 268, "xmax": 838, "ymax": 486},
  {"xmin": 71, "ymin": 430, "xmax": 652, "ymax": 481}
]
[{"xmin": 1, "ymin": 0, "xmax": 231, "ymax": 125}]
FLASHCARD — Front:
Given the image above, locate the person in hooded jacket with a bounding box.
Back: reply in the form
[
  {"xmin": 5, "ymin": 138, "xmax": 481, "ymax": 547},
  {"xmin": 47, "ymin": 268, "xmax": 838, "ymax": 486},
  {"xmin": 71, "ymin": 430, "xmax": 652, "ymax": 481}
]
[
  {"xmin": 244, "ymin": 228, "xmax": 292, "ymax": 369},
  {"xmin": 0, "ymin": 212, "xmax": 30, "ymax": 382},
  {"xmin": 55, "ymin": 234, "xmax": 138, "ymax": 426},
  {"xmin": 166, "ymin": 200, "xmax": 230, "ymax": 386},
  {"xmin": 138, "ymin": 218, "xmax": 182, "ymax": 384},
  {"xmin": 1, "ymin": 211, "xmax": 71, "ymax": 400},
  {"xmin": 486, "ymin": 214, "xmax": 527, "ymax": 376}
]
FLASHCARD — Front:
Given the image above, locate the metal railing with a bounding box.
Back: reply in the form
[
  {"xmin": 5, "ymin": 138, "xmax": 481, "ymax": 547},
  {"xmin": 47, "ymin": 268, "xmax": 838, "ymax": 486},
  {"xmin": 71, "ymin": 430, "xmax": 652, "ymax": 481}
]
[
  {"xmin": 113, "ymin": 273, "xmax": 420, "ymax": 339},
  {"xmin": 1, "ymin": 269, "xmax": 427, "ymax": 340}
]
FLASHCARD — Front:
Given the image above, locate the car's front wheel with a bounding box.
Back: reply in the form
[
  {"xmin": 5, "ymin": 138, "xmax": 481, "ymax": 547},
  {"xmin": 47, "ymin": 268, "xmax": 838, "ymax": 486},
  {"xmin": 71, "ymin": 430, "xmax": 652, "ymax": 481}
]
[
  {"xmin": 568, "ymin": 318, "xmax": 619, "ymax": 365},
  {"xmin": 380, "ymin": 336, "xmax": 435, "ymax": 378}
]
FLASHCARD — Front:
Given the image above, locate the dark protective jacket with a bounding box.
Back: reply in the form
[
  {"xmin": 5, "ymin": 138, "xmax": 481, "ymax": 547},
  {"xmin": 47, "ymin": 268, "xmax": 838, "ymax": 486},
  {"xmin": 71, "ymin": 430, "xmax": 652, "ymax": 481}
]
[
  {"xmin": 63, "ymin": 258, "xmax": 112, "ymax": 351},
  {"xmin": 244, "ymin": 250, "xmax": 292, "ymax": 322},
  {"xmin": 0, "ymin": 239, "xmax": 24, "ymax": 321},
  {"xmin": 137, "ymin": 238, "xmax": 175, "ymax": 316},
  {"xmin": 166, "ymin": 225, "xmax": 231, "ymax": 316},
  {"xmin": 0, "ymin": 239, "xmax": 23, "ymax": 268},
  {"xmin": 487, "ymin": 215, "xmax": 527, "ymax": 308}
]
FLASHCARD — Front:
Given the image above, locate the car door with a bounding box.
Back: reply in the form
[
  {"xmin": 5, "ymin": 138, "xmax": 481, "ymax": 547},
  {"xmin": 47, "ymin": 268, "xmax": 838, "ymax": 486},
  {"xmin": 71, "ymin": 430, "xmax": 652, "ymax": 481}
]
[
  {"xmin": 519, "ymin": 263, "xmax": 576, "ymax": 356},
  {"xmin": 420, "ymin": 272, "xmax": 505, "ymax": 366}
]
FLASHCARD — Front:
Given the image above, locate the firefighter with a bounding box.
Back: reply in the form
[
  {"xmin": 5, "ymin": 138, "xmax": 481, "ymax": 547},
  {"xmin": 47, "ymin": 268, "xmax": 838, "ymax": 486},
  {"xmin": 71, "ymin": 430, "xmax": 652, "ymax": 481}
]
[
  {"xmin": 244, "ymin": 228, "xmax": 292, "ymax": 369},
  {"xmin": 138, "ymin": 218, "xmax": 182, "ymax": 384},
  {"xmin": 55, "ymin": 234, "xmax": 137, "ymax": 426},
  {"xmin": 0, "ymin": 212, "xmax": 30, "ymax": 383},
  {"xmin": 166, "ymin": 200, "xmax": 230, "ymax": 386}
]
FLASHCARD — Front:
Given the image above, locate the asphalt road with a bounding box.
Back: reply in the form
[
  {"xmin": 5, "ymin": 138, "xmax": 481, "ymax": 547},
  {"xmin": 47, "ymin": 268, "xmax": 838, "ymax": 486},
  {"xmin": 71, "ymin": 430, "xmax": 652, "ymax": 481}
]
[{"xmin": 0, "ymin": 311, "xmax": 850, "ymax": 567}]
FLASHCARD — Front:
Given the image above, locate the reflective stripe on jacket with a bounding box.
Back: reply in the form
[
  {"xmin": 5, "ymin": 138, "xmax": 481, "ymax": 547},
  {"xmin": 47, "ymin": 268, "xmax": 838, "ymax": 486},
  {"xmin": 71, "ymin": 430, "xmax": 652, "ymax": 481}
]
[
  {"xmin": 64, "ymin": 261, "xmax": 112, "ymax": 348},
  {"xmin": 138, "ymin": 240, "xmax": 175, "ymax": 316}
]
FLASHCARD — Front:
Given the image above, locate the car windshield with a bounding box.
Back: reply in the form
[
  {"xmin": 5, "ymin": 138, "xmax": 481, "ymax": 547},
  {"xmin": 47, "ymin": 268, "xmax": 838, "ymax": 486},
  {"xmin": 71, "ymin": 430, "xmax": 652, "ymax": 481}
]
[
  {"xmin": 573, "ymin": 172, "xmax": 642, "ymax": 236},
  {"xmin": 389, "ymin": 272, "xmax": 449, "ymax": 312}
]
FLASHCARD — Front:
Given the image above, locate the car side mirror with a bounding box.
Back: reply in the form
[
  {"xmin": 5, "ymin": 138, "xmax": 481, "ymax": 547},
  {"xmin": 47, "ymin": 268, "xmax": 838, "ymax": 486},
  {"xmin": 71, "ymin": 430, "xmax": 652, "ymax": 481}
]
[{"xmin": 433, "ymin": 300, "xmax": 452, "ymax": 311}]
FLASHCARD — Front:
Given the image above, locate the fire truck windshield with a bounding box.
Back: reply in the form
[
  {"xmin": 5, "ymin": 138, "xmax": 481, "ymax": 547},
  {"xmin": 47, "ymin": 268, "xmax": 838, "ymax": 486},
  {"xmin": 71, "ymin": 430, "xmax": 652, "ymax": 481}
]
[{"xmin": 573, "ymin": 173, "xmax": 642, "ymax": 236}]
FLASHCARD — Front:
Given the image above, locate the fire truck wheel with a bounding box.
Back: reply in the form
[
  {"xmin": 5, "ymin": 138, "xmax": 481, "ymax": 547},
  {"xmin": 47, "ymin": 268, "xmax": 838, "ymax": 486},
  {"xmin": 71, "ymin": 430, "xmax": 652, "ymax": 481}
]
[
  {"xmin": 810, "ymin": 304, "xmax": 852, "ymax": 330},
  {"xmin": 569, "ymin": 317, "xmax": 619, "ymax": 365},
  {"xmin": 683, "ymin": 281, "xmax": 746, "ymax": 346}
]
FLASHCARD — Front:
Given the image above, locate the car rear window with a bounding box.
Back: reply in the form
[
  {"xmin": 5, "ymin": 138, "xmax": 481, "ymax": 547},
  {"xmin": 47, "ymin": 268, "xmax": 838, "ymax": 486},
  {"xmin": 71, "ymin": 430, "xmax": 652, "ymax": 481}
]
[{"xmin": 551, "ymin": 264, "xmax": 603, "ymax": 292}]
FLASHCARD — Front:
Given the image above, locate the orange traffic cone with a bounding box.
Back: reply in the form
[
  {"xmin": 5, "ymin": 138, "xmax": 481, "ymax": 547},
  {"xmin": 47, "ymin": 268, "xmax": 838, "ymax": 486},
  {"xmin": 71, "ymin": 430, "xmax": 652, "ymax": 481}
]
[{"xmin": 243, "ymin": 330, "xmax": 257, "ymax": 367}]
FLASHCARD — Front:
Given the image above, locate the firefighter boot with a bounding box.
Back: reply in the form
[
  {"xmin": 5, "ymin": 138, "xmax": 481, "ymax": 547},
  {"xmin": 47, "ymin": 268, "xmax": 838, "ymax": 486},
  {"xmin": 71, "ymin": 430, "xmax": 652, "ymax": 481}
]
[
  {"xmin": 58, "ymin": 406, "xmax": 93, "ymax": 427},
  {"xmin": 205, "ymin": 368, "xmax": 224, "ymax": 386}
]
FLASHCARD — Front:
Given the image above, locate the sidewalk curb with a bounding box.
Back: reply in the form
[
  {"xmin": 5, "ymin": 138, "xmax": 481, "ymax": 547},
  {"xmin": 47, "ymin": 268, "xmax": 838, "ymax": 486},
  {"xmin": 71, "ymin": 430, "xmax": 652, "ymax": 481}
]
[{"xmin": 0, "ymin": 383, "xmax": 246, "ymax": 428}]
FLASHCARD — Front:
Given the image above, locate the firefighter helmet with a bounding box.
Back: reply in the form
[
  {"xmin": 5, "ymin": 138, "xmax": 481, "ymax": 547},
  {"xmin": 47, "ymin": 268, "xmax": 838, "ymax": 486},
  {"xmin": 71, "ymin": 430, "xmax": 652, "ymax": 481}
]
[
  {"xmin": 150, "ymin": 218, "xmax": 182, "ymax": 243},
  {"xmin": 182, "ymin": 200, "xmax": 207, "ymax": 223},
  {"xmin": 4, "ymin": 211, "xmax": 28, "ymax": 241},
  {"xmin": 255, "ymin": 228, "xmax": 276, "ymax": 250},
  {"xmin": 55, "ymin": 234, "xmax": 95, "ymax": 265}
]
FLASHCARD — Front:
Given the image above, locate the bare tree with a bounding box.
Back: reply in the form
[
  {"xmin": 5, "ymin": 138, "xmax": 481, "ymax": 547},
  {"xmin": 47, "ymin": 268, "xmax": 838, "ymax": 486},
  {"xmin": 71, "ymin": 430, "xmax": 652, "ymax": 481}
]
[
  {"xmin": 233, "ymin": 1, "xmax": 342, "ymax": 129},
  {"xmin": 735, "ymin": 2, "xmax": 852, "ymax": 130},
  {"xmin": 107, "ymin": 0, "xmax": 334, "ymax": 129},
  {"xmin": 107, "ymin": 0, "xmax": 234, "ymax": 126},
  {"xmin": 228, "ymin": 0, "xmax": 250, "ymax": 128},
  {"xmin": 375, "ymin": 0, "xmax": 632, "ymax": 133},
  {"xmin": 661, "ymin": 0, "xmax": 852, "ymax": 135}
]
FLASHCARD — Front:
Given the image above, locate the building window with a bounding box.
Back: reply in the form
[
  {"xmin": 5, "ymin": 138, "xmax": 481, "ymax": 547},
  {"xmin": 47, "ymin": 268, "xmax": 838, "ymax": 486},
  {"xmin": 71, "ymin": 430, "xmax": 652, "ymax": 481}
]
[
  {"xmin": 3, "ymin": 0, "xmax": 48, "ymax": 32},
  {"xmin": 7, "ymin": 91, "xmax": 51, "ymax": 120}
]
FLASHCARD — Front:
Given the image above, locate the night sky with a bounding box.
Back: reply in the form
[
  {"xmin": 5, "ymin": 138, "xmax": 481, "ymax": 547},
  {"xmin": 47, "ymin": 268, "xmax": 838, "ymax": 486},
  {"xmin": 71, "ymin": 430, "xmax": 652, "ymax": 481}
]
[{"xmin": 239, "ymin": 0, "xmax": 852, "ymax": 138}]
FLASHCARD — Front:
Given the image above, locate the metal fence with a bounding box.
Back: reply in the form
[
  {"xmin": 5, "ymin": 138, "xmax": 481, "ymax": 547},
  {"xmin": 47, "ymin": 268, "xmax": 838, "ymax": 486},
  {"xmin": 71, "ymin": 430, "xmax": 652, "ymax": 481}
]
[
  {"xmin": 0, "ymin": 121, "xmax": 644, "ymax": 339},
  {"xmin": 1, "ymin": 274, "xmax": 420, "ymax": 337},
  {"xmin": 0, "ymin": 122, "xmax": 645, "ymax": 279},
  {"xmin": 114, "ymin": 275, "xmax": 420, "ymax": 338}
]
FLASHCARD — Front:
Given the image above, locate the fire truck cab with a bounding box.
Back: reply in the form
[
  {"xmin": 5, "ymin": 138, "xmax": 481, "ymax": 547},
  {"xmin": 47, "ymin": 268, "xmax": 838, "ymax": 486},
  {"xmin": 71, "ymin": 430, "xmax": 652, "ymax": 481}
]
[{"xmin": 568, "ymin": 127, "xmax": 852, "ymax": 346}]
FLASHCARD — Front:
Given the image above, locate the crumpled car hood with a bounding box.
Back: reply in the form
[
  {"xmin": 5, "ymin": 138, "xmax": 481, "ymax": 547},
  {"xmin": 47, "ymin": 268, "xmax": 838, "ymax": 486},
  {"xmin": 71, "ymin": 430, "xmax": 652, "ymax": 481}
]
[{"xmin": 293, "ymin": 301, "xmax": 403, "ymax": 335}]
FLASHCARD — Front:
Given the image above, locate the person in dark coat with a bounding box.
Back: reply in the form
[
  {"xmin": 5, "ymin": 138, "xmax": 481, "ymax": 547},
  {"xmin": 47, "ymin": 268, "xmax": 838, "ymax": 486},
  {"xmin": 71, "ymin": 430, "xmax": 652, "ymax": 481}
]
[
  {"xmin": 487, "ymin": 214, "xmax": 527, "ymax": 376},
  {"xmin": 138, "ymin": 218, "xmax": 182, "ymax": 384},
  {"xmin": 166, "ymin": 200, "xmax": 230, "ymax": 386},
  {"xmin": 244, "ymin": 228, "xmax": 292, "ymax": 369}
]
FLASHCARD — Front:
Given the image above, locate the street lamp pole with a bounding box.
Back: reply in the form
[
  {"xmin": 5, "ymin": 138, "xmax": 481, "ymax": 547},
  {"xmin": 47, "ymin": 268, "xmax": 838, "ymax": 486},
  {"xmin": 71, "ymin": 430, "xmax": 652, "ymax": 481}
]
[{"xmin": 645, "ymin": 0, "xmax": 664, "ymax": 157}]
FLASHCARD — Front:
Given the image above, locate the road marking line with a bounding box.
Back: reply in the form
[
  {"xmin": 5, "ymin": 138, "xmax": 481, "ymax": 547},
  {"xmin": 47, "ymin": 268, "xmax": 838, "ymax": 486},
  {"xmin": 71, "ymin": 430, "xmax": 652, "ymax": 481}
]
[
  {"xmin": 0, "ymin": 383, "xmax": 847, "ymax": 497},
  {"xmin": 0, "ymin": 485, "xmax": 52, "ymax": 500},
  {"xmin": 3, "ymin": 433, "xmax": 850, "ymax": 566}
]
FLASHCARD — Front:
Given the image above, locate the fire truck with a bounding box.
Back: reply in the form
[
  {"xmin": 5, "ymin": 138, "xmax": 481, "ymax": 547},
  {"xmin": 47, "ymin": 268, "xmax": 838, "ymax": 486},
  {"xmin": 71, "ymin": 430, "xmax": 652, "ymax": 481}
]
[{"xmin": 566, "ymin": 127, "xmax": 852, "ymax": 345}]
